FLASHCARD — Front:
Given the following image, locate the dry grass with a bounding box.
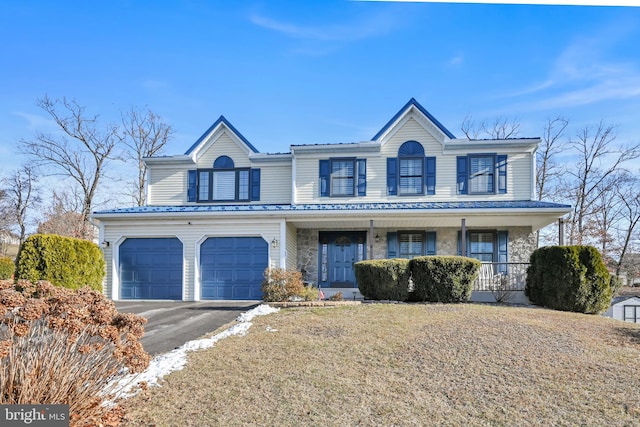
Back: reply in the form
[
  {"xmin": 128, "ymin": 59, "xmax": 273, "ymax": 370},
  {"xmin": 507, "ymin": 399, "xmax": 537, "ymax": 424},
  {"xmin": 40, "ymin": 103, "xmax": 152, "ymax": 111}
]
[{"xmin": 122, "ymin": 303, "xmax": 640, "ymax": 427}]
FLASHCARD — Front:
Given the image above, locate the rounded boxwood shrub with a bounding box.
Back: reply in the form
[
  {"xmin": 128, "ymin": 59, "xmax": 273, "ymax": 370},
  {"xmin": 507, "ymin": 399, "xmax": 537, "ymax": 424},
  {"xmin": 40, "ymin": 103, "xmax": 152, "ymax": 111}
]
[
  {"xmin": 411, "ymin": 256, "xmax": 481, "ymax": 303},
  {"xmin": 15, "ymin": 234, "xmax": 105, "ymax": 291},
  {"xmin": 355, "ymin": 258, "xmax": 411, "ymax": 301},
  {"xmin": 0, "ymin": 256, "xmax": 15, "ymax": 280},
  {"xmin": 525, "ymin": 245, "xmax": 612, "ymax": 314}
]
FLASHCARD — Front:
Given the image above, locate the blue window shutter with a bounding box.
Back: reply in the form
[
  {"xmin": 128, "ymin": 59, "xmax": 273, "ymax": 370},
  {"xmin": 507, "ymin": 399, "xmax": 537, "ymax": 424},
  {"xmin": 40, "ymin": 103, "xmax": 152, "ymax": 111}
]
[
  {"xmin": 387, "ymin": 232, "xmax": 398, "ymax": 258},
  {"xmin": 456, "ymin": 156, "xmax": 468, "ymax": 195},
  {"xmin": 497, "ymin": 231, "xmax": 508, "ymax": 273},
  {"xmin": 497, "ymin": 155, "xmax": 507, "ymax": 194},
  {"xmin": 357, "ymin": 159, "xmax": 367, "ymax": 196},
  {"xmin": 319, "ymin": 160, "xmax": 330, "ymax": 197},
  {"xmin": 425, "ymin": 157, "xmax": 436, "ymax": 195},
  {"xmin": 426, "ymin": 231, "xmax": 436, "ymax": 255},
  {"xmin": 251, "ymin": 168, "xmax": 261, "ymax": 201},
  {"xmin": 387, "ymin": 158, "xmax": 398, "ymax": 196},
  {"xmin": 187, "ymin": 170, "xmax": 197, "ymax": 202}
]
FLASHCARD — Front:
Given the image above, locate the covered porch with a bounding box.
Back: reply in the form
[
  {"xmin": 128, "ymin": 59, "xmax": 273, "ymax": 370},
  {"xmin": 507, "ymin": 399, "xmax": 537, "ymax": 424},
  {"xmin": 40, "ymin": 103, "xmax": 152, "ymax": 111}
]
[{"xmin": 283, "ymin": 201, "xmax": 570, "ymax": 301}]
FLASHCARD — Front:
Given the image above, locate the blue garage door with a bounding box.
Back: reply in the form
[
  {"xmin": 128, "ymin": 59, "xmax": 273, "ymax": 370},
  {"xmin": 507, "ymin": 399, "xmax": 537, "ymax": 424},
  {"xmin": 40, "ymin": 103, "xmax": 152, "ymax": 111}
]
[
  {"xmin": 201, "ymin": 237, "xmax": 268, "ymax": 300},
  {"xmin": 120, "ymin": 238, "xmax": 183, "ymax": 300}
]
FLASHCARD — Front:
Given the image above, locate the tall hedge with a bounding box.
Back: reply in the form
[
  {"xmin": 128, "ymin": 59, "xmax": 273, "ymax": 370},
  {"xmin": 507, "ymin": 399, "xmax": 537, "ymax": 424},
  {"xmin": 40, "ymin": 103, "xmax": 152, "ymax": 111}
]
[
  {"xmin": 355, "ymin": 258, "xmax": 411, "ymax": 301},
  {"xmin": 525, "ymin": 245, "xmax": 612, "ymax": 314},
  {"xmin": 15, "ymin": 234, "xmax": 105, "ymax": 291},
  {"xmin": 411, "ymin": 256, "xmax": 481, "ymax": 303}
]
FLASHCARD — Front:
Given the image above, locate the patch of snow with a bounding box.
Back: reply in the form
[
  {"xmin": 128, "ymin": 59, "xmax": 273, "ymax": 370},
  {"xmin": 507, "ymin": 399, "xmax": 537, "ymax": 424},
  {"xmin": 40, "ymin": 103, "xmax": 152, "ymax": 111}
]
[
  {"xmin": 108, "ymin": 304, "xmax": 280, "ymax": 401},
  {"xmin": 236, "ymin": 304, "xmax": 279, "ymax": 322}
]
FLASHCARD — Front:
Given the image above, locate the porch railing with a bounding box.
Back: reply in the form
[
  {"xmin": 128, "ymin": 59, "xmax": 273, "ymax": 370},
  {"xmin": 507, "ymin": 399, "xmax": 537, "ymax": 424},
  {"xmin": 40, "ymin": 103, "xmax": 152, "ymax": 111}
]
[{"xmin": 473, "ymin": 262, "xmax": 530, "ymax": 292}]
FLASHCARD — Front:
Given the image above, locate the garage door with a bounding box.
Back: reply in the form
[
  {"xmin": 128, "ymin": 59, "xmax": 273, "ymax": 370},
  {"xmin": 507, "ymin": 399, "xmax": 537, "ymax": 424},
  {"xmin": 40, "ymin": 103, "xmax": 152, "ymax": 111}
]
[
  {"xmin": 200, "ymin": 237, "xmax": 268, "ymax": 300},
  {"xmin": 120, "ymin": 238, "xmax": 183, "ymax": 300}
]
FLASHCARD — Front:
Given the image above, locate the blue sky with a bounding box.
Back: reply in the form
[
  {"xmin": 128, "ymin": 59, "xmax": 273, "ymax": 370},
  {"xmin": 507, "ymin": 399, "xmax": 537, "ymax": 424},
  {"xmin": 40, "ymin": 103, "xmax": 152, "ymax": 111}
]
[{"xmin": 1, "ymin": 1, "xmax": 639, "ymax": 177}]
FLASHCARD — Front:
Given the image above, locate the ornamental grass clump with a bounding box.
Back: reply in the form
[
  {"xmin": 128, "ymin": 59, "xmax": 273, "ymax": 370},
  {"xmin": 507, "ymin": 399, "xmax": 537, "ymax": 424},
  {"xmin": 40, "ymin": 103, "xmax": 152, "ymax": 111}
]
[{"xmin": 0, "ymin": 280, "xmax": 150, "ymax": 427}]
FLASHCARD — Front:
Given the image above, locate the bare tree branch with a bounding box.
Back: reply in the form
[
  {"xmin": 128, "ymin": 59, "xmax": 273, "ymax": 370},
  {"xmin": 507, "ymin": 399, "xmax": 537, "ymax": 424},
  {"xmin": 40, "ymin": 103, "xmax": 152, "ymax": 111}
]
[
  {"xmin": 1, "ymin": 165, "xmax": 40, "ymax": 244},
  {"xmin": 565, "ymin": 120, "xmax": 640, "ymax": 244},
  {"xmin": 18, "ymin": 95, "xmax": 119, "ymax": 228},
  {"xmin": 119, "ymin": 107, "xmax": 173, "ymax": 206}
]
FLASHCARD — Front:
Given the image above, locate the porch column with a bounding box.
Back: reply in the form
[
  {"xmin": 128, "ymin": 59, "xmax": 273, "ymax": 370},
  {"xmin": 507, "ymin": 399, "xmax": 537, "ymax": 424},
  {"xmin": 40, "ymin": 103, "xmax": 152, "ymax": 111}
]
[
  {"xmin": 461, "ymin": 218, "xmax": 466, "ymax": 257},
  {"xmin": 369, "ymin": 220, "xmax": 374, "ymax": 260},
  {"xmin": 559, "ymin": 217, "xmax": 565, "ymax": 246}
]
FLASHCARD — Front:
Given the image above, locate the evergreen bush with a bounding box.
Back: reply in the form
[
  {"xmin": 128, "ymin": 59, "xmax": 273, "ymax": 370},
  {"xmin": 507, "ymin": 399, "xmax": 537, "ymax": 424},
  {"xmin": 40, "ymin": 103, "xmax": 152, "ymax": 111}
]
[
  {"xmin": 525, "ymin": 245, "xmax": 612, "ymax": 314},
  {"xmin": 354, "ymin": 258, "xmax": 411, "ymax": 301},
  {"xmin": 15, "ymin": 234, "xmax": 105, "ymax": 292},
  {"xmin": 0, "ymin": 257, "xmax": 15, "ymax": 280},
  {"xmin": 411, "ymin": 256, "xmax": 481, "ymax": 303}
]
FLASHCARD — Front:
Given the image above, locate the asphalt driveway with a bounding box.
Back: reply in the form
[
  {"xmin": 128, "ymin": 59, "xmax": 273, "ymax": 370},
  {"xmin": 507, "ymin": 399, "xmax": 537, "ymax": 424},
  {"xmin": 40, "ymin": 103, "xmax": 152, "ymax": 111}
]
[{"xmin": 114, "ymin": 300, "xmax": 259, "ymax": 355}]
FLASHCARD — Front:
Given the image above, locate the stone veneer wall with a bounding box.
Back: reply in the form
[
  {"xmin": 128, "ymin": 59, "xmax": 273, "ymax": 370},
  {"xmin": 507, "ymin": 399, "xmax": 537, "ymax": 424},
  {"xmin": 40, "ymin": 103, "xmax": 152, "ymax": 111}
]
[
  {"xmin": 295, "ymin": 226, "xmax": 536, "ymax": 284},
  {"xmin": 297, "ymin": 228, "xmax": 319, "ymax": 282}
]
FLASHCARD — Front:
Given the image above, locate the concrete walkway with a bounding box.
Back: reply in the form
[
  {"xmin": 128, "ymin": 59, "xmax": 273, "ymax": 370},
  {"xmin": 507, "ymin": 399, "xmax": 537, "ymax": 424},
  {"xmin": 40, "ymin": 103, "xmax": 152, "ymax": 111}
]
[{"xmin": 114, "ymin": 300, "xmax": 259, "ymax": 355}]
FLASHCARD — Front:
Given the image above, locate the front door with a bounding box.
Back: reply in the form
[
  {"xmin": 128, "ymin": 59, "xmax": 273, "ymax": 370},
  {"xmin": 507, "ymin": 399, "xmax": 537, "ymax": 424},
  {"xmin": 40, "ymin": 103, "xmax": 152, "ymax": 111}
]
[{"xmin": 318, "ymin": 232, "xmax": 367, "ymax": 288}]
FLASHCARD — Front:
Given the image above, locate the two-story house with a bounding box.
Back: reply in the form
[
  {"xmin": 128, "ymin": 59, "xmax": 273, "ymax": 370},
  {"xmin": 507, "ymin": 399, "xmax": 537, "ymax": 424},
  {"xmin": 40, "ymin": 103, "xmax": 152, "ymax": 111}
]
[{"xmin": 92, "ymin": 98, "xmax": 571, "ymax": 301}]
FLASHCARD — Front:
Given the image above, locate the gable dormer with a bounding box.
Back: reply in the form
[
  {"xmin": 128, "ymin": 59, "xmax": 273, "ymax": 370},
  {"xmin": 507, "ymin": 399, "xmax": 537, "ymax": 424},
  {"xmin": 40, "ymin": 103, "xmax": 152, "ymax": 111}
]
[
  {"xmin": 372, "ymin": 98, "xmax": 456, "ymax": 145},
  {"xmin": 183, "ymin": 116, "xmax": 263, "ymax": 203},
  {"xmin": 185, "ymin": 115, "xmax": 259, "ymax": 168}
]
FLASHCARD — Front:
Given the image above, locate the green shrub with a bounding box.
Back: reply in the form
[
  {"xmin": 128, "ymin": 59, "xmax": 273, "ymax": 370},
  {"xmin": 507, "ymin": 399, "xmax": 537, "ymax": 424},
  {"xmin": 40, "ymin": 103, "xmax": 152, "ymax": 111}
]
[
  {"xmin": 355, "ymin": 258, "xmax": 411, "ymax": 301},
  {"xmin": 525, "ymin": 245, "xmax": 612, "ymax": 314},
  {"xmin": 300, "ymin": 285, "xmax": 320, "ymax": 301},
  {"xmin": 15, "ymin": 234, "xmax": 105, "ymax": 292},
  {"xmin": 411, "ymin": 256, "xmax": 481, "ymax": 303},
  {"xmin": 0, "ymin": 257, "xmax": 15, "ymax": 280},
  {"xmin": 261, "ymin": 268, "xmax": 305, "ymax": 302},
  {"xmin": 609, "ymin": 274, "xmax": 623, "ymax": 297}
]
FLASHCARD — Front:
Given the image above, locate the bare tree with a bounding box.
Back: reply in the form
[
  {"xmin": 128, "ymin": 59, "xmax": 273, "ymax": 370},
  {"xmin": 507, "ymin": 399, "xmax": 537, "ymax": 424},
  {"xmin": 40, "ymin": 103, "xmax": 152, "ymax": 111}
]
[
  {"xmin": 614, "ymin": 175, "xmax": 640, "ymax": 277},
  {"xmin": 460, "ymin": 114, "xmax": 520, "ymax": 139},
  {"xmin": 119, "ymin": 107, "xmax": 173, "ymax": 206},
  {"xmin": 460, "ymin": 114, "xmax": 481, "ymax": 139},
  {"xmin": 37, "ymin": 190, "xmax": 94, "ymax": 239},
  {"xmin": 536, "ymin": 116, "xmax": 569, "ymax": 201},
  {"xmin": 19, "ymin": 95, "xmax": 119, "ymax": 231},
  {"xmin": 1, "ymin": 165, "xmax": 40, "ymax": 244},
  {"xmin": 535, "ymin": 117, "xmax": 570, "ymax": 246},
  {"xmin": 588, "ymin": 174, "xmax": 624, "ymax": 260},
  {"xmin": 564, "ymin": 120, "xmax": 640, "ymax": 245}
]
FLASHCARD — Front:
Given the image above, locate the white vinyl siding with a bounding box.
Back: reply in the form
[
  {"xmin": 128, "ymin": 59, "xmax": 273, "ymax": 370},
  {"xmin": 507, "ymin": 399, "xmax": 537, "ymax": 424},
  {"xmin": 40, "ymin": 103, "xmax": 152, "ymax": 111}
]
[
  {"xmin": 295, "ymin": 116, "xmax": 533, "ymax": 203},
  {"xmin": 148, "ymin": 167, "xmax": 189, "ymax": 205},
  {"xmin": 147, "ymin": 161, "xmax": 292, "ymax": 205},
  {"xmin": 286, "ymin": 223, "xmax": 298, "ymax": 271},
  {"xmin": 196, "ymin": 132, "xmax": 251, "ymax": 169}
]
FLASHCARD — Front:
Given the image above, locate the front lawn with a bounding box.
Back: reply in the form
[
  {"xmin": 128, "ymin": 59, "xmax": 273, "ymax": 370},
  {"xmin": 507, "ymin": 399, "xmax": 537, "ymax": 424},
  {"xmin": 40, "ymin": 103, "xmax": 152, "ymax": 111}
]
[{"xmin": 122, "ymin": 303, "xmax": 640, "ymax": 426}]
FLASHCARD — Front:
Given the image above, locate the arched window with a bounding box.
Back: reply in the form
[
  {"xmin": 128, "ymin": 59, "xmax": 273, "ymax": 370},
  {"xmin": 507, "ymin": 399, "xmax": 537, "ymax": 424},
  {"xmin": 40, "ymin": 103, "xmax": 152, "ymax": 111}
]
[
  {"xmin": 193, "ymin": 156, "xmax": 260, "ymax": 202},
  {"xmin": 213, "ymin": 155, "xmax": 234, "ymax": 169},
  {"xmin": 387, "ymin": 141, "xmax": 435, "ymax": 196}
]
